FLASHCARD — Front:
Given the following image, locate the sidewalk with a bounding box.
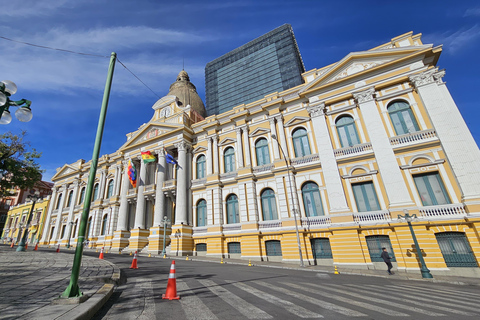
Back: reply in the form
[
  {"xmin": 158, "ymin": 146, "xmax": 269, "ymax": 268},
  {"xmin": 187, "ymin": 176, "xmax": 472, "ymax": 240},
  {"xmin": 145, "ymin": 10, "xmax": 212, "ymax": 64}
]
[{"xmin": 0, "ymin": 244, "xmax": 120, "ymax": 320}]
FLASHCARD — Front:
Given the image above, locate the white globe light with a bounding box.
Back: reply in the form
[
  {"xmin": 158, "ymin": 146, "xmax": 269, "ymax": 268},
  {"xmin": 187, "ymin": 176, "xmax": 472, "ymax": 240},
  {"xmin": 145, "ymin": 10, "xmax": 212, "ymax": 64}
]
[
  {"xmin": 15, "ymin": 107, "xmax": 33, "ymax": 122},
  {"xmin": 1, "ymin": 80, "xmax": 17, "ymax": 95},
  {"xmin": 0, "ymin": 110, "xmax": 12, "ymax": 124},
  {"xmin": 0, "ymin": 92, "xmax": 6, "ymax": 105}
]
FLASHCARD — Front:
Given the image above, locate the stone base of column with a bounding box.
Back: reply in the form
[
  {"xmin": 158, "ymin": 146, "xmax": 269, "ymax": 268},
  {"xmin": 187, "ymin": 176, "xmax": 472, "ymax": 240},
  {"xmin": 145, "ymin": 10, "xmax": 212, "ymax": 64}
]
[
  {"xmin": 128, "ymin": 228, "xmax": 150, "ymax": 252},
  {"xmin": 170, "ymin": 224, "xmax": 193, "ymax": 257},
  {"xmin": 147, "ymin": 226, "xmax": 171, "ymax": 254},
  {"xmin": 111, "ymin": 230, "xmax": 131, "ymax": 252}
]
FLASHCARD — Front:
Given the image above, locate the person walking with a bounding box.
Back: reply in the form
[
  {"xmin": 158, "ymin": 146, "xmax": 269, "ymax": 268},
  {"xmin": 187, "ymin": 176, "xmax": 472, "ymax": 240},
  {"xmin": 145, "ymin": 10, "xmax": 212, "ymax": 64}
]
[{"xmin": 381, "ymin": 247, "xmax": 394, "ymax": 275}]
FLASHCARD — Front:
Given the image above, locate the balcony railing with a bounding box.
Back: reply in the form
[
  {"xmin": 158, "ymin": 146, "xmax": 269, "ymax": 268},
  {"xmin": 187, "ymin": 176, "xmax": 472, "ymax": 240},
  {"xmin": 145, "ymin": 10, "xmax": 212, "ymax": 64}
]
[
  {"xmin": 223, "ymin": 224, "xmax": 241, "ymax": 231},
  {"xmin": 334, "ymin": 142, "xmax": 373, "ymax": 158},
  {"xmin": 193, "ymin": 227, "xmax": 208, "ymax": 234},
  {"xmin": 191, "ymin": 178, "xmax": 207, "ymax": 187},
  {"xmin": 301, "ymin": 216, "xmax": 332, "ymax": 227},
  {"xmin": 253, "ymin": 164, "xmax": 274, "ymax": 174},
  {"xmin": 419, "ymin": 203, "xmax": 466, "ymax": 219},
  {"xmin": 220, "ymin": 171, "xmax": 238, "ymax": 180},
  {"xmin": 258, "ymin": 220, "xmax": 282, "ymax": 229},
  {"xmin": 291, "ymin": 153, "xmax": 319, "ymax": 166},
  {"xmin": 163, "ymin": 179, "xmax": 177, "ymax": 190},
  {"xmin": 390, "ymin": 129, "xmax": 437, "ymax": 146},
  {"xmin": 127, "ymin": 189, "xmax": 136, "ymax": 196},
  {"xmin": 353, "ymin": 210, "xmax": 391, "ymax": 224},
  {"xmin": 144, "ymin": 184, "xmax": 155, "ymax": 193}
]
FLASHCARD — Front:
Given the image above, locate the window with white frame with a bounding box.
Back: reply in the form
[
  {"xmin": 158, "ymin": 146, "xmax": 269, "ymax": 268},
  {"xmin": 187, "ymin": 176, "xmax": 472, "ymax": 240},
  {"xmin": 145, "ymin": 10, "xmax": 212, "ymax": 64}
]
[
  {"xmin": 292, "ymin": 127, "xmax": 311, "ymax": 157},
  {"xmin": 352, "ymin": 181, "xmax": 381, "ymax": 212},
  {"xmin": 196, "ymin": 199, "xmax": 207, "ymax": 226},
  {"xmin": 255, "ymin": 138, "xmax": 270, "ymax": 166},
  {"xmin": 302, "ymin": 182, "xmax": 324, "ymax": 217},
  {"xmin": 261, "ymin": 188, "xmax": 278, "ymax": 220},
  {"xmin": 413, "ymin": 172, "xmax": 451, "ymax": 206},
  {"xmin": 196, "ymin": 155, "xmax": 206, "ymax": 179},
  {"xmin": 226, "ymin": 194, "xmax": 239, "ymax": 224},
  {"xmin": 387, "ymin": 101, "xmax": 419, "ymax": 135},
  {"xmin": 224, "ymin": 147, "xmax": 235, "ymax": 173},
  {"xmin": 336, "ymin": 115, "xmax": 360, "ymax": 147}
]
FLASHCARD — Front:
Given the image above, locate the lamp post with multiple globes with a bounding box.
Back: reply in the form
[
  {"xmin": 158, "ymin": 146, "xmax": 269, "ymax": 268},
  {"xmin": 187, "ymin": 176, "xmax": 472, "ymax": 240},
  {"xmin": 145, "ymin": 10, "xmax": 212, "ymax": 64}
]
[{"xmin": 0, "ymin": 80, "xmax": 33, "ymax": 124}]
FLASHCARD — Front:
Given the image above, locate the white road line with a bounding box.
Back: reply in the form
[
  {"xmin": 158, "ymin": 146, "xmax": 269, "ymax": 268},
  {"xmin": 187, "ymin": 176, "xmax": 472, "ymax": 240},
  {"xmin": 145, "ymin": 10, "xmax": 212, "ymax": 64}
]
[
  {"xmin": 198, "ymin": 279, "xmax": 273, "ymax": 319},
  {"xmin": 254, "ymin": 281, "xmax": 367, "ymax": 317},
  {"xmin": 284, "ymin": 282, "xmax": 408, "ymax": 317},
  {"xmin": 394, "ymin": 284, "xmax": 480, "ymax": 299},
  {"xmin": 177, "ymin": 281, "xmax": 218, "ymax": 320},
  {"xmin": 342, "ymin": 284, "xmax": 476, "ymax": 316},
  {"xmin": 391, "ymin": 284, "xmax": 480, "ymax": 302},
  {"xmin": 230, "ymin": 281, "xmax": 323, "ymax": 318}
]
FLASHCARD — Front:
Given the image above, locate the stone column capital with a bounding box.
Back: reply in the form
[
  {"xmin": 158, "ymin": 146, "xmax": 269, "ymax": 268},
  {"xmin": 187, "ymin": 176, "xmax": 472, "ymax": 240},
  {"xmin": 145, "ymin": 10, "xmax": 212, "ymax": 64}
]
[
  {"xmin": 409, "ymin": 68, "xmax": 445, "ymax": 89},
  {"xmin": 306, "ymin": 101, "xmax": 326, "ymax": 118},
  {"xmin": 353, "ymin": 87, "xmax": 376, "ymax": 104}
]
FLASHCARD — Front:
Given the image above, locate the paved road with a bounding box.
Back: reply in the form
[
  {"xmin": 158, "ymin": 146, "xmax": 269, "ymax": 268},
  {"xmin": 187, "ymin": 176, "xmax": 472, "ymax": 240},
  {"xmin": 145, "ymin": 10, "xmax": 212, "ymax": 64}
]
[{"xmin": 92, "ymin": 254, "xmax": 480, "ymax": 320}]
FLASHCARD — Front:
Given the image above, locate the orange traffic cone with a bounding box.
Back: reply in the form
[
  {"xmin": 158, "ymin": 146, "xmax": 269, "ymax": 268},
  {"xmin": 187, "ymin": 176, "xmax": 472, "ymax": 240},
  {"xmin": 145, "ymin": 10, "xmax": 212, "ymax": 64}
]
[
  {"xmin": 162, "ymin": 260, "xmax": 180, "ymax": 300},
  {"xmin": 99, "ymin": 247, "xmax": 104, "ymax": 259},
  {"xmin": 130, "ymin": 251, "xmax": 138, "ymax": 269},
  {"xmin": 34, "ymin": 242, "xmax": 38, "ymax": 251},
  {"xmin": 10, "ymin": 241, "xmax": 14, "ymax": 248},
  {"xmin": 56, "ymin": 244, "xmax": 60, "ymax": 253},
  {"xmin": 25, "ymin": 243, "xmax": 28, "ymax": 250}
]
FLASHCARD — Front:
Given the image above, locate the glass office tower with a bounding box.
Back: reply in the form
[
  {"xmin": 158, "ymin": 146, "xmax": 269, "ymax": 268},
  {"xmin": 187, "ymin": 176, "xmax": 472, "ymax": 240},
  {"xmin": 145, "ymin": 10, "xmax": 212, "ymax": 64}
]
[{"xmin": 205, "ymin": 24, "xmax": 305, "ymax": 116}]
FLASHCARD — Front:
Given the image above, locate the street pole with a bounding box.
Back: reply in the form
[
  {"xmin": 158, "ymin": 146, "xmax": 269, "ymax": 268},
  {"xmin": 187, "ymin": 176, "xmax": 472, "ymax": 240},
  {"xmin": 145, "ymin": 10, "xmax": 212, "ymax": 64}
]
[
  {"xmin": 160, "ymin": 216, "xmax": 169, "ymax": 256},
  {"xmin": 271, "ymin": 134, "xmax": 304, "ymax": 267},
  {"xmin": 399, "ymin": 210, "xmax": 433, "ymax": 279},
  {"xmin": 61, "ymin": 52, "xmax": 116, "ymax": 298},
  {"xmin": 16, "ymin": 193, "xmax": 40, "ymax": 252}
]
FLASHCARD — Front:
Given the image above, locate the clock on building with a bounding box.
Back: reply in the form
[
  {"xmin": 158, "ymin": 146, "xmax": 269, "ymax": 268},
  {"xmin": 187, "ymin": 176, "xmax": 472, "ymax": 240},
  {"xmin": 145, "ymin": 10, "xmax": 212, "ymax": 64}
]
[{"xmin": 160, "ymin": 106, "xmax": 171, "ymax": 117}]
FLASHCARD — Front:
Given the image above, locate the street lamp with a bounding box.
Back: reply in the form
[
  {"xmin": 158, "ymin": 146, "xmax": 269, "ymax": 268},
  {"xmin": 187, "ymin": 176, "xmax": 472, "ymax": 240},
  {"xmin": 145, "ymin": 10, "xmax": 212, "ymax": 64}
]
[
  {"xmin": 397, "ymin": 209, "xmax": 433, "ymax": 278},
  {"xmin": 16, "ymin": 191, "xmax": 41, "ymax": 252},
  {"xmin": 66, "ymin": 221, "xmax": 76, "ymax": 248},
  {"xmin": 160, "ymin": 216, "xmax": 170, "ymax": 256},
  {"xmin": 271, "ymin": 134, "xmax": 304, "ymax": 267},
  {"xmin": 0, "ymin": 80, "xmax": 33, "ymax": 124}
]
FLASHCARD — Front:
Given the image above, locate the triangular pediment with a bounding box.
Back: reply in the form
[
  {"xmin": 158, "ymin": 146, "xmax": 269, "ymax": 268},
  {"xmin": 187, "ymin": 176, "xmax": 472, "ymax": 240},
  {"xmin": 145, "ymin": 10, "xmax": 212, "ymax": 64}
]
[
  {"xmin": 52, "ymin": 164, "xmax": 81, "ymax": 181},
  {"xmin": 119, "ymin": 121, "xmax": 184, "ymax": 151},
  {"xmin": 249, "ymin": 127, "xmax": 271, "ymax": 138},
  {"xmin": 192, "ymin": 146, "xmax": 207, "ymax": 154},
  {"xmin": 284, "ymin": 116, "xmax": 310, "ymax": 127},
  {"xmin": 218, "ymin": 137, "xmax": 236, "ymax": 146},
  {"xmin": 301, "ymin": 45, "xmax": 432, "ymax": 93}
]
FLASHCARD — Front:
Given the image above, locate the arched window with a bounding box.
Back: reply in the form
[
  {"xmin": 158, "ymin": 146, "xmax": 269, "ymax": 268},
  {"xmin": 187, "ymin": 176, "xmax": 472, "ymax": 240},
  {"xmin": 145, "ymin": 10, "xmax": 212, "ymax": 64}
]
[
  {"xmin": 61, "ymin": 224, "xmax": 66, "ymax": 239},
  {"xmin": 196, "ymin": 155, "xmax": 206, "ymax": 179},
  {"xmin": 261, "ymin": 188, "xmax": 278, "ymax": 221},
  {"xmin": 93, "ymin": 183, "xmax": 99, "ymax": 200},
  {"xmin": 101, "ymin": 214, "xmax": 108, "ymax": 235},
  {"xmin": 55, "ymin": 194, "xmax": 63, "ymax": 210},
  {"xmin": 336, "ymin": 116, "xmax": 360, "ymax": 147},
  {"xmin": 302, "ymin": 182, "xmax": 324, "ymax": 217},
  {"xmin": 292, "ymin": 128, "xmax": 311, "ymax": 157},
  {"xmin": 226, "ymin": 194, "xmax": 239, "ymax": 224},
  {"xmin": 196, "ymin": 199, "xmax": 207, "ymax": 227},
  {"xmin": 352, "ymin": 181, "xmax": 380, "ymax": 212},
  {"xmin": 224, "ymin": 147, "xmax": 235, "ymax": 173},
  {"xmin": 79, "ymin": 187, "xmax": 85, "ymax": 204},
  {"xmin": 387, "ymin": 101, "xmax": 419, "ymax": 135},
  {"xmin": 255, "ymin": 138, "xmax": 270, "ymax": 166},
  {"xmin": 107, "ymin": 180, "xmax": 114, "ymax": 198},
  {"xmin": 67, "ymin": 190, "xmax": 74, "ymax": 208}
]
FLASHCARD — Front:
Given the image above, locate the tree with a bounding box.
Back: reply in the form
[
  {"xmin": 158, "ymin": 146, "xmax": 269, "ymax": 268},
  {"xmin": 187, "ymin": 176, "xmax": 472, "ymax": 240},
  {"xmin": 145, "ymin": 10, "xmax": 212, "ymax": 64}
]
[{"xmin": 0, "ymin": 131, "xmax": 43, "ymax": 197}]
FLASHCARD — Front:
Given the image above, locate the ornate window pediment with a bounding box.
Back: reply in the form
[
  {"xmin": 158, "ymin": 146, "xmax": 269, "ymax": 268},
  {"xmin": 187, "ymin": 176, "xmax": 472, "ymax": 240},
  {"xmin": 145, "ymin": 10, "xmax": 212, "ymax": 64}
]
[{"xmin": 249, "ymin": 127, "xmax": 270, "ymax": 138}]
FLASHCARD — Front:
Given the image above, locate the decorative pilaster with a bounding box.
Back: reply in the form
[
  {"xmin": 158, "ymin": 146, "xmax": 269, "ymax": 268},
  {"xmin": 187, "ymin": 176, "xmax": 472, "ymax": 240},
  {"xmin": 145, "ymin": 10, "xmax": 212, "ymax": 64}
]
[
  {"xmin": 353, "ymin": 88, "xmax": 414, "ymax": 208},
  {"xmin": 275, "ymin": 115, "xmax": 288, "ymax": 158},
  {"xmin": 40, "ymin": 187, "xmax": 58, "ymax": 244},
  {"xmin": 134, "ymin": 157, "xmax": 146, "ymax": 229},
  {"xmin": 207, "ymin": 137, "xmax": 213, "ymax": 175},
  {"xmin": 213, "ymin": 136, "xmax": 219, "ymax": 174},
  {"xmin": 114, "ymin": 165, "xmax": 121, "ymax": 196},
  {"xmin": 410, "ymin": 68, "xmax": 480, "ymax": 202},
  {"xmin": 175, "ymin": 141, "xmax": 189, "ymax": 224},
  {"xmin": 307, "ymin": 101, "xmax": 350, "ymax": 213},
  {"xmin": 116, "ymin": 161, "xmax": 130, "ymax": 231},
  {"xmin": 53, "ymin": 185, "xmax": 68, "ymax": 242},
  {"xmin": 153, "ymin": 149, "xmax": 166, "ymax": 226},
  {"xmin": 235, "ymin": 128, "xmax": 244, "ymax": 168},
  {"xmin": 98, "ymin": 169, "xmax": 107, "ymax": 201},
  {"xmin": 269, "ymin": 118, "xmax": 280, "ymax": 160},
  {"xmin": 64, "ymin": 180, "xmax": 80, "ymax": 240},
  {"xmin": 242, "ymin": 125, "xmax": 251, "ymax": 166}
]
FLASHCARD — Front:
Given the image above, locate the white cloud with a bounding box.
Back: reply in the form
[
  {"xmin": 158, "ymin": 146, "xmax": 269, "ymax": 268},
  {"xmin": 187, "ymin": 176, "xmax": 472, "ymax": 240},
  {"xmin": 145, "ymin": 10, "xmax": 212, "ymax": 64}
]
[
  {"xmin": 0, "ymin": 0, "xmax": 72, "ymax": 17},
  {"xmin": 423, "ymin": 25, "xmax": 480, "ymax": 54},
  {"xmin": 464, "ymin": 7, "xmax": 480, "ymax": 17}
]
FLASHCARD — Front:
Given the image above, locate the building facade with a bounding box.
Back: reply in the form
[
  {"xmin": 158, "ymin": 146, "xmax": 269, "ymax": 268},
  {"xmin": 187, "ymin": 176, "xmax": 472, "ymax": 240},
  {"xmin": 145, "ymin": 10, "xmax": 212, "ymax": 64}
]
[
  {"xmin": 205, "ymin": 24, "xmax": 305, "ymax": 116},
  {"xmin": 41, "ymin": 32, "xmax": 480, "ymax": 276}
]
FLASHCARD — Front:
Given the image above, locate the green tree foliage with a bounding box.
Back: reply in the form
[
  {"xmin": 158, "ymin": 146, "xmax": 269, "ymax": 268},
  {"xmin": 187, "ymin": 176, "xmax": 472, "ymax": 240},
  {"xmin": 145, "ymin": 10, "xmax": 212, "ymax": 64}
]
[{"xmin": 0, "ymin": 131, "xmax": 43, "ymax": 197}]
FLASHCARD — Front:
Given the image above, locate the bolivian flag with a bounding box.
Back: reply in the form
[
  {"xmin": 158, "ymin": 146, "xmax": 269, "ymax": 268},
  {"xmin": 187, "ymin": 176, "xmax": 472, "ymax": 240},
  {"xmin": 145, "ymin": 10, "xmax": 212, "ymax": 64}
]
[
  {"xmin": 141, "ymin": 151, "xmax": 156, "ymax": 164},
  {"xmin": 128, "ymin": 159, "xmax": 137, "ymax": 188}
]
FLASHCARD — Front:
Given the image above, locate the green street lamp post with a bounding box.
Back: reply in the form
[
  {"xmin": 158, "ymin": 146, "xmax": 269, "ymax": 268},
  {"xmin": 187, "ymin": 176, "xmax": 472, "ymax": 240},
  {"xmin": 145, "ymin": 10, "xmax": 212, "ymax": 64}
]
[
  {"xmin": 271, "ymin": 134, "xmax": 304, "ymax": 267},
  {"xmin": 160, "ymin": 216, "xmax": 170, "ymax": 256},
  {"xmin": 0, "ymin": 80, "xmax": 33, "ymax": 124},
  {"xmin": 398, "ymin": 209, "xmax": 433, "ymax": 278},
  {"xmin": 16, "ymin": 191, "xmax": 41, "ymax": 252}
]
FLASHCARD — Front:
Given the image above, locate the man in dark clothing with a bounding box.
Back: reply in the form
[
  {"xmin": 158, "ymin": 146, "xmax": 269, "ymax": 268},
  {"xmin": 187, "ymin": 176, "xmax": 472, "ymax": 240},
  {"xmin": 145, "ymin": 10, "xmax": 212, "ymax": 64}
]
[{"xmin": 381, "ymin": 247, "xmax": 394, "ymax": 275}]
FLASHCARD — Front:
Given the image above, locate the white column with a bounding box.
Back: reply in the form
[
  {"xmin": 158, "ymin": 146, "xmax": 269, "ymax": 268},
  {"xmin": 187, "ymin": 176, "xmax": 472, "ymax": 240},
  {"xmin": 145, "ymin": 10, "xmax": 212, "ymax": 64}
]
[
  {"xmin": 275, "ymin": 115, "xmax": 288, "ymax": 158},
  {"xmin": 269, "ymin": 118, "xmax": 280, "ymax": 160},
  {"xmin": 213, "ymin": 187, "xmax": 223, "ymax": 225},
  {"xmin": 153, "ymin": 149, "xmax": 166, "ymax": 226},
  {"xmin": 41, "ymin": 187, "xmax": 57, "ymax": 242},
  {"xmin": 213, "ymin": 136, "xmax": 219, "ymax": 173},
  {"xmin": 64, "ymin": 180, "xmax": 80, "ymax": 239},
  {"xmin": 53, "ymin": 185, "xmax": 68, "ymax": 241},
  {"xmin": 114, "ymin": 165, "xmax": 121, "ymax": 196},
  {"xmin": 245, "ymin": 181, "xmax": 258, "ymax": 221},
  {"xmin": 307, "ymin": 102, "xmax": 350, "ymax": 213},
  {"xmin": 235, "ymin": 128, "xmax": 244, "ymax": 168},
  {"xmin": 187, "ymin": 148, "xmax": 193, "ymax": 225},
  {"xmin": 207, "ymin": 137, "xmax": 213, "ymax": 175},
  {"xmin": 117, "ymin": 160, "xmax": 130, "ymax": 231},
  {"xmin": 242, "ymin": 125, "xmax": 251, "ymax": 166},
  {"xmin": 98, "ymin": 169, "xmax": 107, "ymax": 200},
  {"xmin": 134, "ymin": 158, "xmax": 146, "ymax": 229},
  {"xmin": 354, "ymin": 88, "xmax": 414, "ymax": 207},
  {"xmin": 410, "ymin": 69, "xmax": 480, "ymax": 201},
  {"xmin": 175, "ymin": 141, "xmax": 188, "ymax": 224}
]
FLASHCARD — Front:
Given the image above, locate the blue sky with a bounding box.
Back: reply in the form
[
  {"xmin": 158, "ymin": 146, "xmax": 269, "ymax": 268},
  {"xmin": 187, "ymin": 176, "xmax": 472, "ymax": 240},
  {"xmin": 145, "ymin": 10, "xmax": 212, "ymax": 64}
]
[{"xmin": 1, "ymin": 0, "xmax": 479, "ymax": 182}]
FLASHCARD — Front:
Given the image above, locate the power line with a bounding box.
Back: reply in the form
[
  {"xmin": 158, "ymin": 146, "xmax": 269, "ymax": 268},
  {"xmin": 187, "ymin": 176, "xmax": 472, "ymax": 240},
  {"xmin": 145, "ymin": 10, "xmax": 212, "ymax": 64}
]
[{"xmin": 117, "ymin": 59, "xmax": 161, "ymax": 99}]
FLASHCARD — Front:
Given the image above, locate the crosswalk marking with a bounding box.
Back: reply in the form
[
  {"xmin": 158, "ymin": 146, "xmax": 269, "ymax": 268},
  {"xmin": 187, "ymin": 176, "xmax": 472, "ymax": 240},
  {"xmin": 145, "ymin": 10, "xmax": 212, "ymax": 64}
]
[
  {"xmin": 306, "ymin": 283, "xmax": 445, "ymax": 317},
  {"xmin": 229, "ymin": 281, "xmax": 323, "ymax": 318},
  {"xmin": 283, "ymin": 282, "xmax": 408, "ymax": 317},
  {"xmin": 344, "ymin": 284, "xmax": 476, "ymax": 316},
  {"xmin": 394, "ymin": 284, "xmax": 480, "ymax": 299},
  {"xmin": 177, "ymin": 281, "xmax": 218, "ymax": 320},
  {"xmin": 254, "ymin": 281, "xmax": 367, "ymax": 317},
  {"xmin": 198, "ymin": 279, "xmax": 273, "ymax": 319},
  {"xmin": 391, "ymin": 284, "xmax": 480, "ymax": 303}
]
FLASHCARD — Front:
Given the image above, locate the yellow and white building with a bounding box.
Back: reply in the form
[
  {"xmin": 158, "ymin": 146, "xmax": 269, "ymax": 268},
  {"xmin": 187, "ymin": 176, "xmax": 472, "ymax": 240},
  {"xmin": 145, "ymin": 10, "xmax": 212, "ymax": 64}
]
[{"xmin": 41, "ymin": 32, "xmax": 480, "ymax": 276}]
